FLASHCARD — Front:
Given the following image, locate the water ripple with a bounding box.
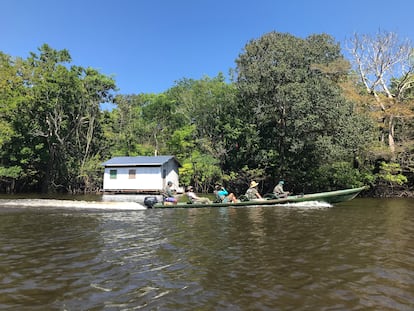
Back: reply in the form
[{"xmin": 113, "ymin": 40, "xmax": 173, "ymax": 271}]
[{"xmin": 0, "ymin": 199, "xmax": 413, "ymax": 310}]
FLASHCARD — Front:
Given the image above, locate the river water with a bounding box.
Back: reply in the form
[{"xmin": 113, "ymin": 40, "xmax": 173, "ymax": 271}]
[{"xmin": 0, "ymin": 197, "xmax": 413, "ymax": 310}]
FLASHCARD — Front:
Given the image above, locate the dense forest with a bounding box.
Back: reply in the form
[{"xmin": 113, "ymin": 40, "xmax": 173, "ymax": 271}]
[{"xmin": 1, "ymin": 30, "xmax": 413, "ymax": 196}]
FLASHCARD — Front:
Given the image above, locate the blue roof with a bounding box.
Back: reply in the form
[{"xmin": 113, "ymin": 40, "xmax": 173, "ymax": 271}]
[{"xmin": 102, "ymin": 155, "xmax": 180, "ymax": 167}]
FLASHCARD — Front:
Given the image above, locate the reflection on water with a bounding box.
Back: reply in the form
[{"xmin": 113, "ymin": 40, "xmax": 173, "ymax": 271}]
[
  {"xmin": 0, "ymin": 198, "xmax": 413, "ymax": 310},
  {"xmin": 0, "ymin": 198, "xmax": 146, "ymax": 210}
]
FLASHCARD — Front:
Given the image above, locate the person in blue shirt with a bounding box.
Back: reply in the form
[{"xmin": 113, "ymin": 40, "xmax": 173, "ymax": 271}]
[{"xmin": 214, "ymin": 184, "xmax": 238, "ymax": 203}]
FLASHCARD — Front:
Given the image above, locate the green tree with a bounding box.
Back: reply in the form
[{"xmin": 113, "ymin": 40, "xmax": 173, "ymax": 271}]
[
  {"xmin": 141, "ymin": 93, "xmax": 187, "ymax": 155},
  {"xmin": 0, "ymin": 52, "xmax": 26, "ymax": 192},
  {"xmin": 1, "ymin": 45, "xmax": 116, "ymax": 193},
  {"xmin": 106, "ymin": 93, "xmax": 187, "ymax": 157},
  {"xmin": 0, "ymin": 53, "xmax": 21, "ymax": 148},
  {"xmin": 167, "ymin": 74, "xmax": 239, "ymax": 189},
  {"xmin": 235, "ymin": 32, "xmax": 374, "ymax": 192},
  {"xmin": 104, "ymin": 94, "xmax": 149, "ymax": 156}
]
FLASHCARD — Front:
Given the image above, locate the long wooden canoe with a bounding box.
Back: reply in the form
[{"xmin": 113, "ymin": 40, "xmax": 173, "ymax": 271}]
[{"xmin": 144, "ymin": 186, "xmax": 367, "ymax": 208}]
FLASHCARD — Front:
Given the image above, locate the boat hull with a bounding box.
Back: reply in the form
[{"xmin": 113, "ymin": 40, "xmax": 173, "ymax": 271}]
[{"xmin": 148, "ymin": 186, "xmax": 367, "ymax": 208}]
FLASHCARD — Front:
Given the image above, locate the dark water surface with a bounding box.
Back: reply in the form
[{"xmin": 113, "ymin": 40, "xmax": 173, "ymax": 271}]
[{"xmin": 0, "ymin": 198, "xmax": 413, "ymax": 310}]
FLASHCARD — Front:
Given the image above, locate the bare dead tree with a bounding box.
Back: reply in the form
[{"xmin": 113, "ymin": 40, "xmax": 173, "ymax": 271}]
[{"xmin": 347, "ymin": 30, "xmax": 414, "ymax": 155}]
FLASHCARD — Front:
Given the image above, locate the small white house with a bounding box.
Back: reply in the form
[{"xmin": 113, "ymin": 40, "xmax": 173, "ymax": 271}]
[{"xmin": 101, "ymin": 155, "xmax": 181, "ymax": 194}]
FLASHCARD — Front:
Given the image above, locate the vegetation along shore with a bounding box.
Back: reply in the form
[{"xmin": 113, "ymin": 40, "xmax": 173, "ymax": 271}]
[{"xmin": 1, "ymin": 30, "xmax": 413, "ymax": 197}]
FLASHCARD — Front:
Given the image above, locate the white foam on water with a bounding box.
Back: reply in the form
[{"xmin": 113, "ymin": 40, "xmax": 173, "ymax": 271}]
[
  {"xmin": 0, "ymin": 199, "xmax": 147, "ymax": 210},
  {"xmin": 280, "ymin": 201, "xmax": 332, "ymax": 209},
  {"xmin": 232, "ymin": 200, "xmax": 332, "ymax": 209}
]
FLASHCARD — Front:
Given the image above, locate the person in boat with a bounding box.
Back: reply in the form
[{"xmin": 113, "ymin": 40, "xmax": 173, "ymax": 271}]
[
  {"xmin": 214, "ymin": 184, "xmax": 238, "ymax": 203},
  {"xmin": 186, "ymin": 186, "xmax": 212, "ymax": 204},
  {"xmin": 163, "ymin": 181, "xmax": 178, "ymax": 204},
  {"xmin": 273, "ymin": 180, "xmax": 290, "ymax": 198},
  {"xmin": 245, "ymin": 180, "xmax": 264, "ymax": 200}
]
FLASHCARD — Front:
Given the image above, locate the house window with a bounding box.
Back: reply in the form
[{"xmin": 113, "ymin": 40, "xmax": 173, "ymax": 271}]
[
  {"xmin": 129, "ymin": 169, "xmax": 136, "ymax": 179},
  {"xmin": 110, "ymin": 169, "xmax": 117, "ymax": 179}
]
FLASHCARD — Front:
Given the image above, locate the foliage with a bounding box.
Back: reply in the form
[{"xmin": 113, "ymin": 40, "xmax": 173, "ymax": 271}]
[
  {"xmin": 76, "ymin": 154, "xmax": 104, "ymax": 193},
  {"xmin": 308, "ymin": 162, "xmax": 368, "ymax": 192},
  {"xmin": 377, "ymin": 162, "xmax": 407, "ymax": 186},
  {"xmin": 229, "ymin": 165, "xmax": 267, "ymax": 194},
  {"xmin": 235, "ymin": 32, "xmax": 375, "ymax": 190},
  {"xmin": 0, "ymin": 166, "xmax": 22, "ymax": 179},
  {"xmin": 347, "ymin": 30, "xmax": 414, "ymax": 156},
  {"xmin": 0, "ymin": 166, "xmax": 22, "ymax": 193},
  {"xmin": 0, "ymin": 44, "xmax": 116, "ymax": 193},
  {"xmin": 178, "ymin": 151, "xmax": 222, "ymax": 193},
  {"xmin": 1, "ymin": 30, "xmax": 413, "ymax": 195}
]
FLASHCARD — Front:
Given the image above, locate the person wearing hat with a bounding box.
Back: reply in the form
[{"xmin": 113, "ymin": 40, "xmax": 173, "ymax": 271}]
[
  {"xmin": 186, "ymin": 185, "xmax": 212, "ymax": 204},
  {"xmin": 245, "ymin": 180, "xmax": 264, "ymax": 200},
  {"xmin": 273, "ymin": 180, "xmax": 290, "ymax": 198},
  {"xmin": 163, "ymin": 181, "xmax": 178, "ymax": 204}
]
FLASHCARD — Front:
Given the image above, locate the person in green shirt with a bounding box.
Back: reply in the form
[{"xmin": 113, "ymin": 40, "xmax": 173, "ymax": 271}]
[
  {"xmin": 245, "ymin": 180, "xmax": 264, "ymax": 200},
  {"xmin": 163, "ymin": 181, "xmax": 178, "ymax": 204},
  {"xmin": 273, "ymin": 180, "xmax": 290, "ymax": 198}
]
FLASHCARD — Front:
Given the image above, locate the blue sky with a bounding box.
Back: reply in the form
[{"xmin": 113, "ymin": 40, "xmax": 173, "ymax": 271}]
[{"xmin": 1, "ymin": 0, "xmax": 413, "ymax": 95}]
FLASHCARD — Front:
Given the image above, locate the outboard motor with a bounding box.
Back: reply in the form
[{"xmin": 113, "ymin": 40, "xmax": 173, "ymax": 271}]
[{"xmin": 144, "ymin": 196, "xmax": 158, "ymax": 208}]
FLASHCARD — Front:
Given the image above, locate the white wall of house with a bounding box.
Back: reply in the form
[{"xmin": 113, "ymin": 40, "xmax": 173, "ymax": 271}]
[
  {"xmin": 161, "ymin": 159, "xmax": 179, "ymax": 190},
  {"xmin": 103, "ymin": 166, "xmax": 161, "ymax": 190},
  {"xmin": 103, "ymin": 159, "xmax": 180, "ymax": 192}
]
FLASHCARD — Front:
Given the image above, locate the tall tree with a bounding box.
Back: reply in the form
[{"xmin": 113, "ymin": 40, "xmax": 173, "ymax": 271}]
[
  {"xmin": 1, "ymin": 45, "xmax": 116, "ymax": 193},
  {"xmin": 235, "ymin": 32, "xmax": 373, "ymax": 191},
  {"xmin": 75, "ymin": 67, "xmax": 116, "ymax": 192},
  {"xmin": 107, "ymin": 93, "xmax": 186, "ymax": 157},
  {"xmin": 347, "ymin": 30, "xmax": 414, "ymax": 156},
  {"xmin": 167, "ymin": 75, "xmax": 239, "ymax": 189},
  {"xmin": 169, "ymin": 75, "xmax": 238, "ymax": 161},
  {"xmin": 0, "ymin": 52, "xmax": 26, "ymax": 192}
]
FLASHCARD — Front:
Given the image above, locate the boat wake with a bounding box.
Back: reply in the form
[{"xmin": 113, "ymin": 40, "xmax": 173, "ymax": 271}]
[
  {"xmin": 281, "ymin": 201, "xmax": 332, "ymax": 209},
  {"xmin": 0, "ymin": 199, "xmax": 146, "ymax": 210},
  {"xmin": 233, "ymin": 201, "xmax": 333, "ymax": 209}
]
